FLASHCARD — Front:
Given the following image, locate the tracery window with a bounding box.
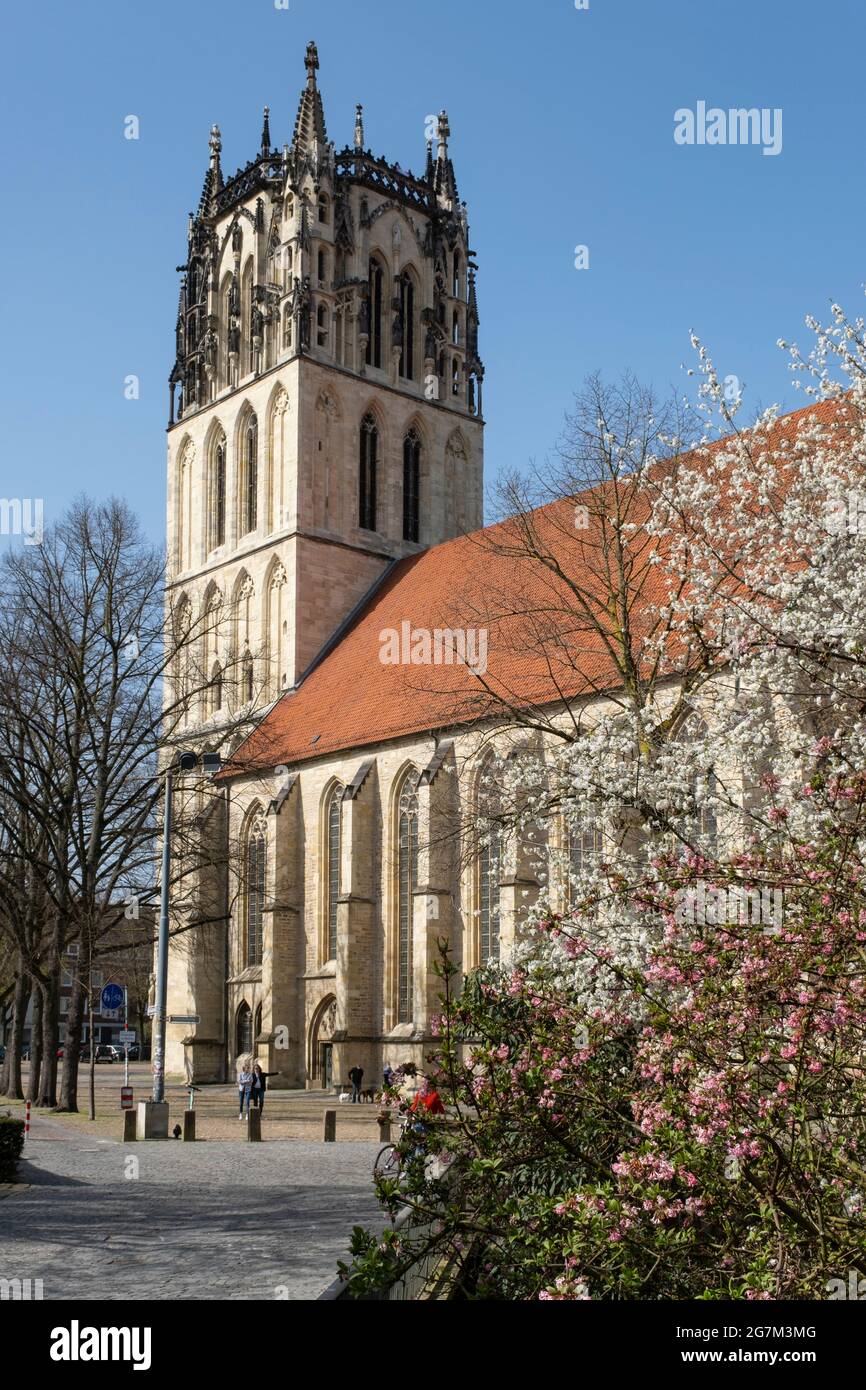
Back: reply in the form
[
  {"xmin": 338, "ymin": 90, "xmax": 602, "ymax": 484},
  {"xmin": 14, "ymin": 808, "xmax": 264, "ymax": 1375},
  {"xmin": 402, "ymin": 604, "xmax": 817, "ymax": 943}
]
[
  {"xmin": 359, "ymin": 414, "xmax": 378, "ymax": 531},
  {"xmin": 397, "ymin": 770, "xmax": 420, "ymax": 1022}
]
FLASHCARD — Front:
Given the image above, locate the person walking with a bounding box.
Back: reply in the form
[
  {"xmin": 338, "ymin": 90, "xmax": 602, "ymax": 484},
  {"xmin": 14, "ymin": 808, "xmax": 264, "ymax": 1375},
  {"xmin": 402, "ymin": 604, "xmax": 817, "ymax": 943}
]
[
  {"xmin": 348, "ymin": 1063, "xmax": 364, "ymax": 1103},
  {"xmin": 237, "ymin": 1060, "xmax": 254, "ymax": 1120},
  {"xmin": 251, "ymin": 1061, "xmax": 276, "ymax": 1115},
  {"xmin": 383, "ymin": 1062, "xmax": 394, "ymax": 1090}
]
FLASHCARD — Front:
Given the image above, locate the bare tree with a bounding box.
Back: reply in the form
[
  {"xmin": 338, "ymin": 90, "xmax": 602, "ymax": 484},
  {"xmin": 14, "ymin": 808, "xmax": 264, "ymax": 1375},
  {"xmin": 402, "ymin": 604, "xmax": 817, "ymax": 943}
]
[{"xmin": 0, "ymin": 497, "xmax": 256, "ymax": 1112}]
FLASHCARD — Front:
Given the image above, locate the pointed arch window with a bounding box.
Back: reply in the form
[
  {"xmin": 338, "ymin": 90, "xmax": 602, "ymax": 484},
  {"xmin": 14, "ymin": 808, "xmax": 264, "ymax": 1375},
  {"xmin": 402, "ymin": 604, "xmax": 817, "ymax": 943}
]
[
  {"xmin": 403, "ymin": 429, "xmax": 421, "ymax": 543},
  {"xmin": 399, "ymin": 275, "xmax": 415, "ymax": 380},
  {"xmin": 694, "ymin": 768, "xmax": 719, "ymax": 855},
  {"xmin": 242, "ymin": 413, "xmax": 258, "ymax": 534},
  {"xmin": 318, "ymin": 194, "xmax": 329, "ymax": 224},
  {"xmin": 366, "ymin": 258, "xmax": 384, "ymax": 369},
  {"xmin": 210, "ymin": 438, "xmax": 226, "ymax": 549},
  {"xmin": 242, "ymin": 652, "xmax": 254, "ymax": 705},
  {"xmin": 359, "ymin": 414, "xmax": 378, "ymax": 531},
  {"xmin": 678, "ymin": 716, "xmax": 719, "ymax": 857},
  {"xmin": 317, "ymin": 302, "xmax": 328, "ymax": 349},
  {"xmin": 325, "ymin": 784, "xmax": 343, "ymax": 962},
  {"xmin": 452, "ymin": 252, "xmax": 462, "ymax": 299},
  {"xmin": 236, "ymin": 1002, "xmax": 252, "ymax": 1058},
  {"xmin": 478, "ymin": 766, "xmax": 502, "ymax": 963},
  {"xmin": 244, "ymin": 815, "xmax": 267, "ymax": 967},
  {"xmin": 567, "ymin": 816, "xmax": 603, "ymax": 904},
  {"xmin": 397, "ymin": 770, "xmax": 420, "ymax": 1023},
  {"xmin": 209, "ymin": 663, "xmax": 223, "ymax": 716}
]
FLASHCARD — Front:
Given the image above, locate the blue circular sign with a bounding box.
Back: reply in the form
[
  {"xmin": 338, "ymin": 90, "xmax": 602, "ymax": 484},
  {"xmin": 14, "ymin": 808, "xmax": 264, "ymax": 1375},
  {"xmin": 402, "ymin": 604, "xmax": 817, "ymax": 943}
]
[{"xmin": 101, "ymin": 983, "xmax": 124, "ymax": 1012}]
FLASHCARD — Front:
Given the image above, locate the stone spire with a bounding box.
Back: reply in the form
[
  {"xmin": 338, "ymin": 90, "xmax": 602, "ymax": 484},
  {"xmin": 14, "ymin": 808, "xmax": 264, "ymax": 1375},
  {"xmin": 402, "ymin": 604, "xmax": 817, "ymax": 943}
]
[
  {"xmin": 261, "ymin": 105, "xmax": 271, "ymax": 155},
  {"xmin": 433, "ymin": 109, "xmax": 459, "ymax": 208},
  {"xmin": 292, "ymin": 40, "xmax": 328, "ymax": 151},
  {"xmin": 354, "ymin": 103, "xmax": 364, "ymax": 152},
  {"xmin": 197, "ymin": 124, "xmax": 223, "ymax": 219}
]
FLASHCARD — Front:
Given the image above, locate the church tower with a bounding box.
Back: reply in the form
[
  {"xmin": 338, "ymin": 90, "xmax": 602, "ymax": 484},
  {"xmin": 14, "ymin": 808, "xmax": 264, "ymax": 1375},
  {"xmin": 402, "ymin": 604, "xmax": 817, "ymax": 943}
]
[{"xmin": 165, "ymin": 40, "xmax": 485, "ymax": 724}]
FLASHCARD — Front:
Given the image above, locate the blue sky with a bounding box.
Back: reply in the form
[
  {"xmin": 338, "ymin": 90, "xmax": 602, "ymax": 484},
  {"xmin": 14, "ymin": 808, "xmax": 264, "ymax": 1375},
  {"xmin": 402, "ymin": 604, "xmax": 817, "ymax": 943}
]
[{"xmin": 2, "ymin": 0, "xmax": 864, "ymax": 546}]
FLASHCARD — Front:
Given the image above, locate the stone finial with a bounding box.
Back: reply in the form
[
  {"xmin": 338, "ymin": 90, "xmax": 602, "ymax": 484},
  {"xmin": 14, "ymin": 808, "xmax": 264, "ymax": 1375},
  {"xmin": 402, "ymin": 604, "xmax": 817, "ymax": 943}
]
[
  {"xmin": 354, "ymin": 103, "xmax": 364, "ymax": 152},
  {"xmin": 437, "ymin": 110, "xmax": 450, "ymax": 161},
  {"xmin": 261, "ymin": 106, "xmax": 271, "ymax": 154},
  {"xmin": 305, "ymin": 40, "xmax": 320, "ymax": 88}
]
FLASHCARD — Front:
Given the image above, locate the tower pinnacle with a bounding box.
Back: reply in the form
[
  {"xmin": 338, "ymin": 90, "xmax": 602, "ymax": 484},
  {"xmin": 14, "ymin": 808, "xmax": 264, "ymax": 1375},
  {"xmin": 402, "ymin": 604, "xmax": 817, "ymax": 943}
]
[
  {"xmin": 305, "ymin": 40, "xmax": 319, "ymax": 89},
  {"xmin": 436, "ymin": 110, "xmax": 450, "ymax": 162},
  {"xmin": 292, "ymin": 39, "xmax": 328, "ymax": 151}
]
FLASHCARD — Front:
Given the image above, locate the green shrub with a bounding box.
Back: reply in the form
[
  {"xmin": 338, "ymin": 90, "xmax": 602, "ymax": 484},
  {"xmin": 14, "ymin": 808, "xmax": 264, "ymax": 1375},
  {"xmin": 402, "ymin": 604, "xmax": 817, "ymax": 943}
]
[{"xmin": 0, "ymin": 1114, "xmax": 25, "ymax": 1182}]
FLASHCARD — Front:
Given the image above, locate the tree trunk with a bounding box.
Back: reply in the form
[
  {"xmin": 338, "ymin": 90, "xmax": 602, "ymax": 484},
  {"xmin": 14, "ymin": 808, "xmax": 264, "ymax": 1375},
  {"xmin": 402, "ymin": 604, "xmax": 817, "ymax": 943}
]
[
  {"xmin": 59, "ymin": 974, "xmax": 85, "ymax": 1112},
  {"xmin": 88, "ymin": 988, "xmax": 96, "ymax": 1121},
  {"xmin": 0, "ymin": 972, "xmax": 28, "ymax": 1099},
  {"xmin": 37, "ymin": 968, "xmax": 60, "ymax": 1108},
  {"xmin": 26, "ymin": 984, "xmax": 42, "ymax": 1104}
]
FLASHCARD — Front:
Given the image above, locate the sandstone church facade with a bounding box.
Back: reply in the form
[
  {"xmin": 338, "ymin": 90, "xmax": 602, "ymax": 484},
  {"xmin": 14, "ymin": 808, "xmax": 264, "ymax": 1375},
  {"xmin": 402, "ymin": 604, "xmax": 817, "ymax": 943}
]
[
  {"xmin": 164, "ymin": 43, "xmax": 504, "ymax": 1088},
  {"xmin": 162, "ymin": 42, "xmax": 776, "ymax": 1092}
]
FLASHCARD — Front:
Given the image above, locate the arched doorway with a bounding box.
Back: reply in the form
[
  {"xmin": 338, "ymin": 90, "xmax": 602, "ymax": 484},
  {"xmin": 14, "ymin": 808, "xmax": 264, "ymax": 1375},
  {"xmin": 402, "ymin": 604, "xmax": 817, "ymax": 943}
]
[
  {"xmin": 308, "ymin": 995, "xmax": 336, "ymax": 1090},
  {"xmin": 236, "ymin": 1001, "xmax": 252, "ymax": 1060}
]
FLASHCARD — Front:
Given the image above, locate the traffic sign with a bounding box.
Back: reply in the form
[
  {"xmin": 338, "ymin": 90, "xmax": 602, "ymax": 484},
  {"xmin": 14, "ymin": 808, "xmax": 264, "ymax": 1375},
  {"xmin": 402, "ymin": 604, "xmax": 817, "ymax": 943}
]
[
  {"xmin": 120, "ymin": 1086, "xmax": 133, "ymax": 1110},
  {"xmin": 118, "ymin": 1029, "xmax": 136, "ymax": 1044},
  {"xmin": 146, "ymin": 1005, "xmax": 156, "ymax": 1017},
  {"xmin": 101, "ymin": 983, "xmax": 124, "ymax": 1012}
]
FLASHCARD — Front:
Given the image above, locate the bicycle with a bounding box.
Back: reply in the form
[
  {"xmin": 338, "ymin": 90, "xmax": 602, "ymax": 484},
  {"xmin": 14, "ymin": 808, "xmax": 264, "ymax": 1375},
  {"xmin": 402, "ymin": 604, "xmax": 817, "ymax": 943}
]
[{"xmin": 373, "ymin": 1115, "xmax": 428, "ymax": 1180}]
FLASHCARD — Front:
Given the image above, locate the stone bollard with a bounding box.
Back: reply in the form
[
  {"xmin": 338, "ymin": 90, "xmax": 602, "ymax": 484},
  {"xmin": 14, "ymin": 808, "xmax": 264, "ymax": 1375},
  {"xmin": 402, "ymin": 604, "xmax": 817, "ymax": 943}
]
[
  {"xmin": 323, "ymin": 1109, "xmax": 336, "ymax": 1143},
  {"xmin": 247, "ymin": 1108, "xmax": 262, "ymax": 1142},
  {"xmin": 123, "ymin": 1109, "xmax": 137, "ymax": 1142},
  {"xmin": 377, "ymin": 1113, "xmax": 391, "ymax": 1144},
  {"xmin": 183, "ymin": 1109, "xmax": 196, "ymax": 1142}
]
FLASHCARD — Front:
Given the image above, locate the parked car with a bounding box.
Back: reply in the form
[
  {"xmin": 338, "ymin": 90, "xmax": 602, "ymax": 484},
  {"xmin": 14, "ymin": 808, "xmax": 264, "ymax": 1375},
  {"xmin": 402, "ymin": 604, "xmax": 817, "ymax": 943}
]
[
  {"xmin": 95, "ymin": 1045, "xmax": 120, "ymax": 1063},
  {"xmin": 125, "ymin": 1043, "xmax": 141, "ymax": 1060}
]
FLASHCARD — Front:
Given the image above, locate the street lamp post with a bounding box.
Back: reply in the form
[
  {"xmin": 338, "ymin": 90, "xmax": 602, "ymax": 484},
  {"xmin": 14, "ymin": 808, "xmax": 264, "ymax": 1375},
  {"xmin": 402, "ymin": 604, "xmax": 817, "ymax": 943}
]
[{"xmin": 139, "ymin": 749, "xmax": 221, "ymax": 1138}]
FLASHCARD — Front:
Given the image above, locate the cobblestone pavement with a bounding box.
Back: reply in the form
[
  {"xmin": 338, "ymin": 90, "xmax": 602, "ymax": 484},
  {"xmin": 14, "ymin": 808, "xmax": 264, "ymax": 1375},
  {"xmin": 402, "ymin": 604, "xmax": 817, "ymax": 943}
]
[{"xmin": 0, "ymin": 1122, "xmax": 385, "ymax": 1300}]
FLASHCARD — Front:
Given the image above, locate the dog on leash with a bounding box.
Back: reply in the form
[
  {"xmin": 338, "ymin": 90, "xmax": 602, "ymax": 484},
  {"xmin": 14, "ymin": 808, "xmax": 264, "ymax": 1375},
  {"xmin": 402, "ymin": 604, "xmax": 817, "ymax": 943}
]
[{"xmin": 338, "ymin": 1086, "xmax": 376, "ymax": 1103}]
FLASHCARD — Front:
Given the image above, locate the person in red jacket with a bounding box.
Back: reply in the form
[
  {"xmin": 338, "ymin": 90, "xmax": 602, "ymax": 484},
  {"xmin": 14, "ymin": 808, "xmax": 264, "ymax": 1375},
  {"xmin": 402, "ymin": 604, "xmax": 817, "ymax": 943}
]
[{"xmin": 410, "ymin": 1076, "xmax": 445, "ymax": 1117}]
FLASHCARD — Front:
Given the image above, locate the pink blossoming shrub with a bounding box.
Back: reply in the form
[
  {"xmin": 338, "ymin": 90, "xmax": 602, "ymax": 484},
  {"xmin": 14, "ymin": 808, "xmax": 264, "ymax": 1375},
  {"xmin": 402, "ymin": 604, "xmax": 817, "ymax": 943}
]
[{"xmin": 343, "ymin": 782, "xmax": 866, "ymax": 1299}]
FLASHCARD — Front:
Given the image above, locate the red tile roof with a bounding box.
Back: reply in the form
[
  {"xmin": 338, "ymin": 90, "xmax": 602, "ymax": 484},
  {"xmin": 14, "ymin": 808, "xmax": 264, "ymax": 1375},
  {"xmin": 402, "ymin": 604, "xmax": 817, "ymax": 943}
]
[{"xmin": 225, "ymin": 396, "xmax": 849, "ymax": 775}]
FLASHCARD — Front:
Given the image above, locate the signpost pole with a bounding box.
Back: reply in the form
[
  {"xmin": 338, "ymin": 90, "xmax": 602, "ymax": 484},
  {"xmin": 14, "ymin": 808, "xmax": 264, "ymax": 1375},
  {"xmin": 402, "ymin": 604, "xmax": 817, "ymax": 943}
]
[
  {"xmin": 152, "ymin": 766, "xmax": 173, "ymax": 1106},
  {"xmin": 123, "ymin": 985, "xmax": 129, "ymax": 1088}
]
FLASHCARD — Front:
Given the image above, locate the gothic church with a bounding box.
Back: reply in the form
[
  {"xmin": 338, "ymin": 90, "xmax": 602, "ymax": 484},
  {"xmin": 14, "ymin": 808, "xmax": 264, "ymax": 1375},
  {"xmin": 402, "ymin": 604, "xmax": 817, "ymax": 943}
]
[{"xmin": 165, "ymin": 43, "xmax": 495, "ymax": 1087}]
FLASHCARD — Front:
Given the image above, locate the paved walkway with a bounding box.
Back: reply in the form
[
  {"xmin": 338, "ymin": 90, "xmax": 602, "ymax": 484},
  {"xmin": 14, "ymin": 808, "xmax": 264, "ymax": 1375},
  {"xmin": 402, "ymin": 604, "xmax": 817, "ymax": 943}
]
[{"xmin": 0, "ymin": 1126, "xmax": 384, "ymax": 1300}]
